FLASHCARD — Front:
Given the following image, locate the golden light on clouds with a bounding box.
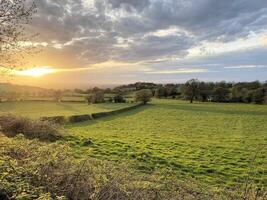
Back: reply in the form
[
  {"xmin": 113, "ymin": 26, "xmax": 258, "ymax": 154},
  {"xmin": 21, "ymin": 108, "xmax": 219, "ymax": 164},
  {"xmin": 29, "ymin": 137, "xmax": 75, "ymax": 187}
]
[{"xmin": 262, "ymin": 35, "xmax": 267, "ymax": 45}]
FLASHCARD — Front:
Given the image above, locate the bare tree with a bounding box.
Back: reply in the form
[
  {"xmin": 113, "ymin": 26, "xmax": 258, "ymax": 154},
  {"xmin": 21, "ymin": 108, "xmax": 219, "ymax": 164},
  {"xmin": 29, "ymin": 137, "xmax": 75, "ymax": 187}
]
[{"xmin": 0, "ymin": 0, "xmax": 37, "ymax": 70}]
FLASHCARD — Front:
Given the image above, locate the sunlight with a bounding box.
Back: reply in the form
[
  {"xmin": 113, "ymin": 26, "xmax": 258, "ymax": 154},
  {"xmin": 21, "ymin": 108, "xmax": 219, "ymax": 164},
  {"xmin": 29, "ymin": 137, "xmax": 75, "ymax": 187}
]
[{"xmin": 15, "ymin": 67, "xmax": 56, "ymax": 77}]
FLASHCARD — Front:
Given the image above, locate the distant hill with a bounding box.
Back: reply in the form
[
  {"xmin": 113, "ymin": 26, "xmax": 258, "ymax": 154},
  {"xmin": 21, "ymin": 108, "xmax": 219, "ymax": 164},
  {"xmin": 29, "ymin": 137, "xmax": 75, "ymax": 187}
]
[{"xmin": 0, "ymin": 83, "xmax": 53, "ymax": 95}]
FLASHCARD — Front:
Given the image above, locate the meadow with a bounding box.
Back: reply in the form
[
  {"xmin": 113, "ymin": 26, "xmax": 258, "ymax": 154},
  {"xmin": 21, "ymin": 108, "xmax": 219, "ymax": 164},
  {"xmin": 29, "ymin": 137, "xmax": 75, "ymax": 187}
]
[
  {"xmin": 0, "ymin": 101, "xmax": 132, "ymax": 118},
  {"xmin": 0, "ymin": 98, "xmax": 266, "ymax": 192},
  {"xmin": 66, "ymin": 99, "xmax": 267, "ymax": 188}
]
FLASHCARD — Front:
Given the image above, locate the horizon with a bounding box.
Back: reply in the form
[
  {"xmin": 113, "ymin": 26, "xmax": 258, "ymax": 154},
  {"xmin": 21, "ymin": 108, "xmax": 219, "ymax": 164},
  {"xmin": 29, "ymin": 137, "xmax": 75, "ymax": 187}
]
[{"xmin": 1, "ymin": 79, "xmax": 267, "ymax": 91}]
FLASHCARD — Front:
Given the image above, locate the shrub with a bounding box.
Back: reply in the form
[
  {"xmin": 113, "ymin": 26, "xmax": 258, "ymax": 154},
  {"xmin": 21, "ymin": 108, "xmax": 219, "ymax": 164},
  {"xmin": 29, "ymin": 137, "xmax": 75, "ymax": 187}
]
[
  {"xmin": 134, "ymin": 89, "xmax": 152, "ymax": 104},
  {"xmin": 91, "ymin": 112, "xmax": 110, "ymax": 119},
  {"xmin": 68, "ymin": 114, "xmax": 92, "ymax": 123},
  {"xmin": 40, "ymin": 116, "xmax": 66, "ymax": 124},
  {"xmin": 0, "ymin": 114, "xmax": 64, "ymax": 141}
]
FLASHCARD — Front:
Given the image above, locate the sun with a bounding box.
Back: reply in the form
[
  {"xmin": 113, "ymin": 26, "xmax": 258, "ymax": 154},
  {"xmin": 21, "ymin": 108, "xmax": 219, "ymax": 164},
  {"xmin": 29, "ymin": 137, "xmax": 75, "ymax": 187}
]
[{"xmin": 15, "ymin": 67, "xmax": 56, "ymax": 77}]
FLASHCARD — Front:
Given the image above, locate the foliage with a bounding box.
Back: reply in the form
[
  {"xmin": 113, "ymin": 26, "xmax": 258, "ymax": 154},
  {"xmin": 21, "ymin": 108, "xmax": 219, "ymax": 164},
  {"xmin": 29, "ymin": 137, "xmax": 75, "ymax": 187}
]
[
  {"xmin": 252, "ymin": 88, "xmax": 266, "ymax": 104},
  {"xmin": 212, "ymin": 87, "xmax": 230, "ymax": 102},
  {"xmin": 134, "ymin": 89, "xmax": 152, "ymax": 104},
  {"xmin": 68, "ymin": 114, "xmax": 93, "ymax": 123},
  {"xmin": 53, "ymin": 90, "xmax": 63, "ymax": 102},
  {"xmin": 154, "ymin": 87, "xmax": 167, "ymax": 98},
  {"xmin": 0, "ymin": 0, "xmax": 37, "ymax": 69},
  {"xmin": 0, "ymin": 114, "xmax": 64, "ymax": 141},
  {"xmin": 40, "ymin": 116, "xmax": 66, "ymax": 124},
  {"xmin": 86, "ymin": 91, "xmax": 105, "ymax": 104},
  {"xmin": 182, "ymin": 79, "xmax": 200, "ymax": 103},
  {"xmin": 113, "ymin": 80, "xmax": 267, "ymax": 104},
  {"xmin": 113, "ymin": 94, "xmax": 126, "ymax": 103}
]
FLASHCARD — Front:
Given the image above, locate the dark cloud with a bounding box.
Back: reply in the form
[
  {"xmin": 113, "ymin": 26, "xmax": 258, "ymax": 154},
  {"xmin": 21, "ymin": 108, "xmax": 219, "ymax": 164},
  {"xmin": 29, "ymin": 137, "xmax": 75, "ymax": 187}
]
[
  {"xmin": 148, "ymin": 47, "xmax": 267, "ymax": 71},
  {"xmin": 114, "ymin": 34, "xmax": 195, "ymax": 62},
  {"xmin": 30, "ymin": 0, "xmax": 267, "ymax": 73}
]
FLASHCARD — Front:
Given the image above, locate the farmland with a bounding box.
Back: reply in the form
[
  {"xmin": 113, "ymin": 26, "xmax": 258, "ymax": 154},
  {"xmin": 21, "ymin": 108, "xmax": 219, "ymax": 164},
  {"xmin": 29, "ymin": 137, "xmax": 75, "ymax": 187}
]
[
  {"xmin": 0, "ymin": 101, "xmax": 132, "ymax": 118},
  {"xmin": 0, "ymin": 98, "xmax": 266, "ymax": 195},
  {"xmin": 66, "ymin": 99, "xmax": 267, "ymax": 188}
]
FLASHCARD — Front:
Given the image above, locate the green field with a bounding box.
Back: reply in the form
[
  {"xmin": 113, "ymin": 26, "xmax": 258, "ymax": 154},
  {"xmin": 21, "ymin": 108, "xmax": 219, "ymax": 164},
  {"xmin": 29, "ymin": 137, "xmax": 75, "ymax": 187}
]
[
  {"xmin": 66, "ymin": 99, "xmax": 267, "ymax": 188},
  {"xmin": 1, "ymin": 99, "xmax": 266, "ymax": 189},
  {"xmin": 0, "ymin": 101, "xmax": 132, "ymax": 118}
]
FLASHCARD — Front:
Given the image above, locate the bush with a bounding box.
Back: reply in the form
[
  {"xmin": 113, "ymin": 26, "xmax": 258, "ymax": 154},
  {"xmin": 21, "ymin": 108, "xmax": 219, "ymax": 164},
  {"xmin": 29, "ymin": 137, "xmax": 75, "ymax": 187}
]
[
  {"xmin": 68, "ymin": 114, "xmax": 92, "ymax": 123},
  {"xmin": 40, "ymin": 116, "xmax": 66, "ymax": 124},
  {"xmin": 91, "ymin": 112, "xmax": 110, "ymax": 119},
  {"xmin": 0, "ymin": 114, "xmax": 64, "ymax": 141},
  {"xmin": 134, "ymin": 89, "xmax": 152, "ymax": 104}
]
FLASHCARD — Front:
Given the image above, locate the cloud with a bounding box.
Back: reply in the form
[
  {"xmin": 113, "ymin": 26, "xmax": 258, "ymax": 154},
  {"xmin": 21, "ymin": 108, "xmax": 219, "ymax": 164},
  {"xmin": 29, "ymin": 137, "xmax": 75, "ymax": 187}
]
[
  {"xmin": 145, "ymin": 68, "xmax": 208, "ymax": 74},
  {"xmin": 224, "ymin": 65, "xmax": 266, "ymax": 69},
  {"xmin": 19, "ymin": 0, "xmax": 267, "ymax": 84},
  {"xmin": 105, "ymin": 0, "xmax": 150, "ymax": 12}
]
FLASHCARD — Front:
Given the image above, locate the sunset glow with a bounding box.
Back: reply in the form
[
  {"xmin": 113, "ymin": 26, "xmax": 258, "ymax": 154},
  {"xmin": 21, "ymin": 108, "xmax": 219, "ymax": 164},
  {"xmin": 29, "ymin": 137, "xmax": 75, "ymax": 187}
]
[
  {"xmin": 1, "ymin": 0, "xmax": 267, "ymax": 88},
  {"xmin": 15, "ymin": 67, "xmax": 56, "ymax": 77}
]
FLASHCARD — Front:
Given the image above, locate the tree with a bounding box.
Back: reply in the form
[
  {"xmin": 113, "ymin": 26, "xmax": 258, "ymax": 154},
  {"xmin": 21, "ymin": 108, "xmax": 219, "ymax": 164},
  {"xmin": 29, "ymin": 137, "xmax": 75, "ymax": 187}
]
[
  {"xmin": 252, "ymin": 88, "xmax": 266, "ymax": 104},
  {"xmin": 198, "ymin": 82, "xmax": 213, "ymax": 102},
  {"xmin": 113, "ymin": 94, "xmax": 125, "ymax": 103},
  {"xmin": 182, "ymin": 79, "xmax": 200, "ymax": 103},
  {"xmin": 154, "ymin": 87, "xmax": 166, "ymax": 98},
  {"xmin": 231, "ymin": 85, "xmax": 243, "ymax": 102},
  {"xmin": 0, "ymin": 0, "xmax": 37, "ymax": 70},
  {"xmin": 212, "ymin": 87, "xmax": 229, "ymax": 102},
  {"xmin": 134, "ymin": 89, "xmax": 152, "ymax": 104},
  {"xmin": 86, "ymin": 91, "xmax": 105, "ymax": 104},
  {"xmin": 164, "ymin": 84, "xmax": 177, "ymax": 97},
  {"xmin": 53, "ymin": 90, "xmax": 62, "ymax": 102}
]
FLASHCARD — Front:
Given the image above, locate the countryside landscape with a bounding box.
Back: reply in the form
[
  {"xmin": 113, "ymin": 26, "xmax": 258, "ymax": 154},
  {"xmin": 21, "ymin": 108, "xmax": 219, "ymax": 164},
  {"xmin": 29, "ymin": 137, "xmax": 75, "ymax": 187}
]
[{"xmin": 0, "ymin": 0, "xmax": 267, "ymax": 200}]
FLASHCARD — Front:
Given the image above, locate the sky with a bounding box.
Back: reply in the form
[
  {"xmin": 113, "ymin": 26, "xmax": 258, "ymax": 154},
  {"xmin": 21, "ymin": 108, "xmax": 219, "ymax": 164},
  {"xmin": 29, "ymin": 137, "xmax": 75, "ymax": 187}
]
[{"xmin": 3, "ymin": 0, "xmax": 267, "ymax": 88}]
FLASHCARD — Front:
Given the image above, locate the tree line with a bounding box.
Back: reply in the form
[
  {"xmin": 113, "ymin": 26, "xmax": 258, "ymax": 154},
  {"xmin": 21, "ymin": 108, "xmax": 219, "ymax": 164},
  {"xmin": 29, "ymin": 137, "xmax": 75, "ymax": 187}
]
[
  {"xmin": 115, "ymin": 80, "xmax": 267, "ymax": 104},
  {"xmin": 1, "ymin": 80, "xmax": 266, "ymax": 104}
]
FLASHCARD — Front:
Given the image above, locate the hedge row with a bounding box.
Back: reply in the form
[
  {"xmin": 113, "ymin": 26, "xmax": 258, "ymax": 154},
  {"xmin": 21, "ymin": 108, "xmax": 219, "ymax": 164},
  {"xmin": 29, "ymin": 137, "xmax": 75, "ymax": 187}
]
[{"xmin": 40, "ymin": 103, "xmax": 144, "ymax": 124}]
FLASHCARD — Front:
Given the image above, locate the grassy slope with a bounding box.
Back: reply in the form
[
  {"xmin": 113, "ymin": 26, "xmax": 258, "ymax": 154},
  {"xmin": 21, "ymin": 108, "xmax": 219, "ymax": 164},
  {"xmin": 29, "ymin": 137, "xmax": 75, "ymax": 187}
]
[
  {"xmin": 67, "ymin": 99, "xmax": 267, "ymax": 188},
  {"xmin": 0, "ymin": 101, "xmax": 132, "ymax": 118}
]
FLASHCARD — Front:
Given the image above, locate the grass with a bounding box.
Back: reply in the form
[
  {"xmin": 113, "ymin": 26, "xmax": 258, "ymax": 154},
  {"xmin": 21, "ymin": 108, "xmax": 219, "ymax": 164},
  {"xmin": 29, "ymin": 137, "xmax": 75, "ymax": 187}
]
[
  {"xmin": 0, "ymin": 101, "xmax": 133, "ymax": 118},
  {"xmin": 66, "ymin": 99, "xmax": 267, "ymax": 188},
  {"xmin": 3, "ymin": 134, "xmax": 252, "ymax": 200}
]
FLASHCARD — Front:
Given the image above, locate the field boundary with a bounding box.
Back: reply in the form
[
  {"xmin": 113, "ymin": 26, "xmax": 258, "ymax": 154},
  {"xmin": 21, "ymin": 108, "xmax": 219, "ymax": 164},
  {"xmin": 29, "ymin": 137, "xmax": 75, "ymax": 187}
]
[{"xmin": 40, "ymin": 103, "xmax": 144, "ymax": 124}]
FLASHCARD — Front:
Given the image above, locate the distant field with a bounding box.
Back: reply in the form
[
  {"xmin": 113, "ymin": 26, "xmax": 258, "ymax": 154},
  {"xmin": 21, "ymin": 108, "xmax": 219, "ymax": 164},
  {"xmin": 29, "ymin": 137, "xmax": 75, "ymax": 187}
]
[
  {"xmin": 0, "ymin": 101, "xmax": 132, "ymax": 118},
  {"xmin": 20, "ymin": 95, "xmax": 86, "ymax": 102},
  {"xmin": 67, "ymin": 99, "xmax": 267, "ymax": 188}
]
